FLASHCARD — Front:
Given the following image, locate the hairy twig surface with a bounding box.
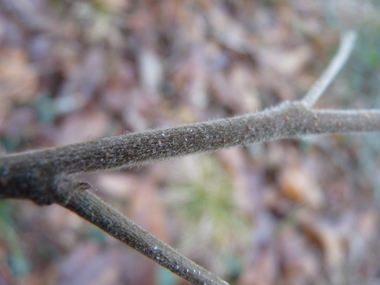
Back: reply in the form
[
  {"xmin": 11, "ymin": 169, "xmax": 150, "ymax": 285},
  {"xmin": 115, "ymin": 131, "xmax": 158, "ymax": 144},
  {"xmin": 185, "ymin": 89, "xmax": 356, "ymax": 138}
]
[{"xmin": 61, "ymin": 190, "xmax": 228, "ymax": 285}]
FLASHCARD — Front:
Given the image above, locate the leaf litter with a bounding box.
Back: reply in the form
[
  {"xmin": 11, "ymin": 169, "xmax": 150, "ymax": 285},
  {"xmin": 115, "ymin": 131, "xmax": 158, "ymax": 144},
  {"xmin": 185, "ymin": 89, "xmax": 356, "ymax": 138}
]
[{"xmin": 0, "ymin": 1, "xmax": 380, "ymax": 284}]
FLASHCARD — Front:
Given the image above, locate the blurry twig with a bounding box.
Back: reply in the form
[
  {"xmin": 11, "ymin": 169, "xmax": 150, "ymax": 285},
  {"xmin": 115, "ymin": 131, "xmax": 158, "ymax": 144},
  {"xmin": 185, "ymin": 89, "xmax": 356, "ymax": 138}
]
[{"xmin": 302, "ymin": 31, "xmax": 357, "ymax": 107}]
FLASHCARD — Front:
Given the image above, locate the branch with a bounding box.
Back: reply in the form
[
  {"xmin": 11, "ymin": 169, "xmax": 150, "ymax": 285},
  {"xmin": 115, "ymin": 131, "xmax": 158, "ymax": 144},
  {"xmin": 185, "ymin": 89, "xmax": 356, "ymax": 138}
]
[
  {"xmin": 0, "ymin": 30, "xmax": 378, "ymax": 285},
  {"xmin": 59, "ymin": 189, "xmax": 228, "ymax": 285},
  {"xmin": 302, "ymin": 31, "xmax": 357, "ymax": 107},
  {"xmin": 1, "ymin": 103, "xmax": 379, "ymax": 185}
]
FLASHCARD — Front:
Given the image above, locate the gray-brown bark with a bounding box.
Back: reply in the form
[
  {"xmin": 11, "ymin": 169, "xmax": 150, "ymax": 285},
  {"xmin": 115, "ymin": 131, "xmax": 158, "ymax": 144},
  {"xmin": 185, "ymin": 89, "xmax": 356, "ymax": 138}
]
[{"xmin": 1, "ymin": 101, "xmax": 380, "ymax": 205}]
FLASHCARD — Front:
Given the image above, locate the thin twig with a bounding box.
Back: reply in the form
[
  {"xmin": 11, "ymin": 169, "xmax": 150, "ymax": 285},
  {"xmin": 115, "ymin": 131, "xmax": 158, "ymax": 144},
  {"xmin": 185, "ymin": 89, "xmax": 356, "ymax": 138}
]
[
  {"xmin": 302, "ymin": 31, "xmax": 357, "ymax": 107},
  {"xmin": 59, "ymin": 190, "xmax": 228, "ymax": 285}
]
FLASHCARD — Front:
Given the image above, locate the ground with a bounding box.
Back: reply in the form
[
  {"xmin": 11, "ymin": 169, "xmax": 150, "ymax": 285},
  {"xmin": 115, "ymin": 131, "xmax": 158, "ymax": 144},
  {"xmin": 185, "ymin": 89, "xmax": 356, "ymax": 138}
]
[{"xmin": 1, "ymin": 1, "xmax": 380, "ymax": 284}]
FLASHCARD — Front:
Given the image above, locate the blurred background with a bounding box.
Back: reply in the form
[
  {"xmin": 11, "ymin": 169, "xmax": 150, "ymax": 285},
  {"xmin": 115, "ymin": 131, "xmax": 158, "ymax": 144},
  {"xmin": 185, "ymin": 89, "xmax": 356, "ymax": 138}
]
[{"xmin": 0, "ymin": 0, "xmax": 380, "ymax": 284}]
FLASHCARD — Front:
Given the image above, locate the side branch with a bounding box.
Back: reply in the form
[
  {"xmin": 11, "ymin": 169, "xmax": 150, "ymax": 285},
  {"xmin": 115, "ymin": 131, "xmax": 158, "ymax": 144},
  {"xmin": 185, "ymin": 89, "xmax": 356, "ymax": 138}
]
[
  {"xmin": 302, "ymin": 31, "xmax": 357, "ymax": 107},
  {"xmin": 60, "ymin": 189, "xmax": 228, "ymax": 285}
]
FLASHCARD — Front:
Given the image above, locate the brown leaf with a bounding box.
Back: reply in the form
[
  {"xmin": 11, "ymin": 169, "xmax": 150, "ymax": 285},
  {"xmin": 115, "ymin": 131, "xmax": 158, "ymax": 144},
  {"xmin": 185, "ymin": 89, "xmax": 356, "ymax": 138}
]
[
  {"xmin": 300, "ymin": 216, "xmax": 345, "ymax": 270},
  {"xmin": 279, "ymin": 226, "xmax": 319, "ymax": 284},
  {"xmin": 0, "ymin": 48, "xmax": 38, "ymax": 102},
  {"xmin": 279, "ymin": 166, "xmax": 324, "ymax": 209}
]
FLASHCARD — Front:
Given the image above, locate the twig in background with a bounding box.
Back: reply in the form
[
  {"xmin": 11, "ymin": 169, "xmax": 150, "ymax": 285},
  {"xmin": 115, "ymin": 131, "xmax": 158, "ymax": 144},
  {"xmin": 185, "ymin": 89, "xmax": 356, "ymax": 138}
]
[{"xmin": 302, "ymin": 31, "xmax": 357, "ymax": 107}]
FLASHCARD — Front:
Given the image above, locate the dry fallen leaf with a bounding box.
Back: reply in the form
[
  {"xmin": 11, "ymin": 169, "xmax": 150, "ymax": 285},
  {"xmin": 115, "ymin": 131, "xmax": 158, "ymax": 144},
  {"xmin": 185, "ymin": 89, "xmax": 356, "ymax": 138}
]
[
  {"xmin": 279, "ymin": 166, "xmax": 324, "ymax": 209},
  {"xmin": 299, "ymin": 215, "xmax": 346, "ymax": 271},
  {"xmin": 0, "ymin": 48, "xmax": 38, "ymax": 102},
  {"xmin": 279, "ymin": 225, "xmax": 319, "ymax": 284}
]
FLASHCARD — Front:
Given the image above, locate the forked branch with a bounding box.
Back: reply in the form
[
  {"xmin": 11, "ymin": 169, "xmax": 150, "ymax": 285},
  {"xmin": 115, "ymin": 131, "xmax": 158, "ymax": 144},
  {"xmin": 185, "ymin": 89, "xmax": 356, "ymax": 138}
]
[{"xmin": 1, "ymin": 31, "xmax": 379, "ymax": 285}]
